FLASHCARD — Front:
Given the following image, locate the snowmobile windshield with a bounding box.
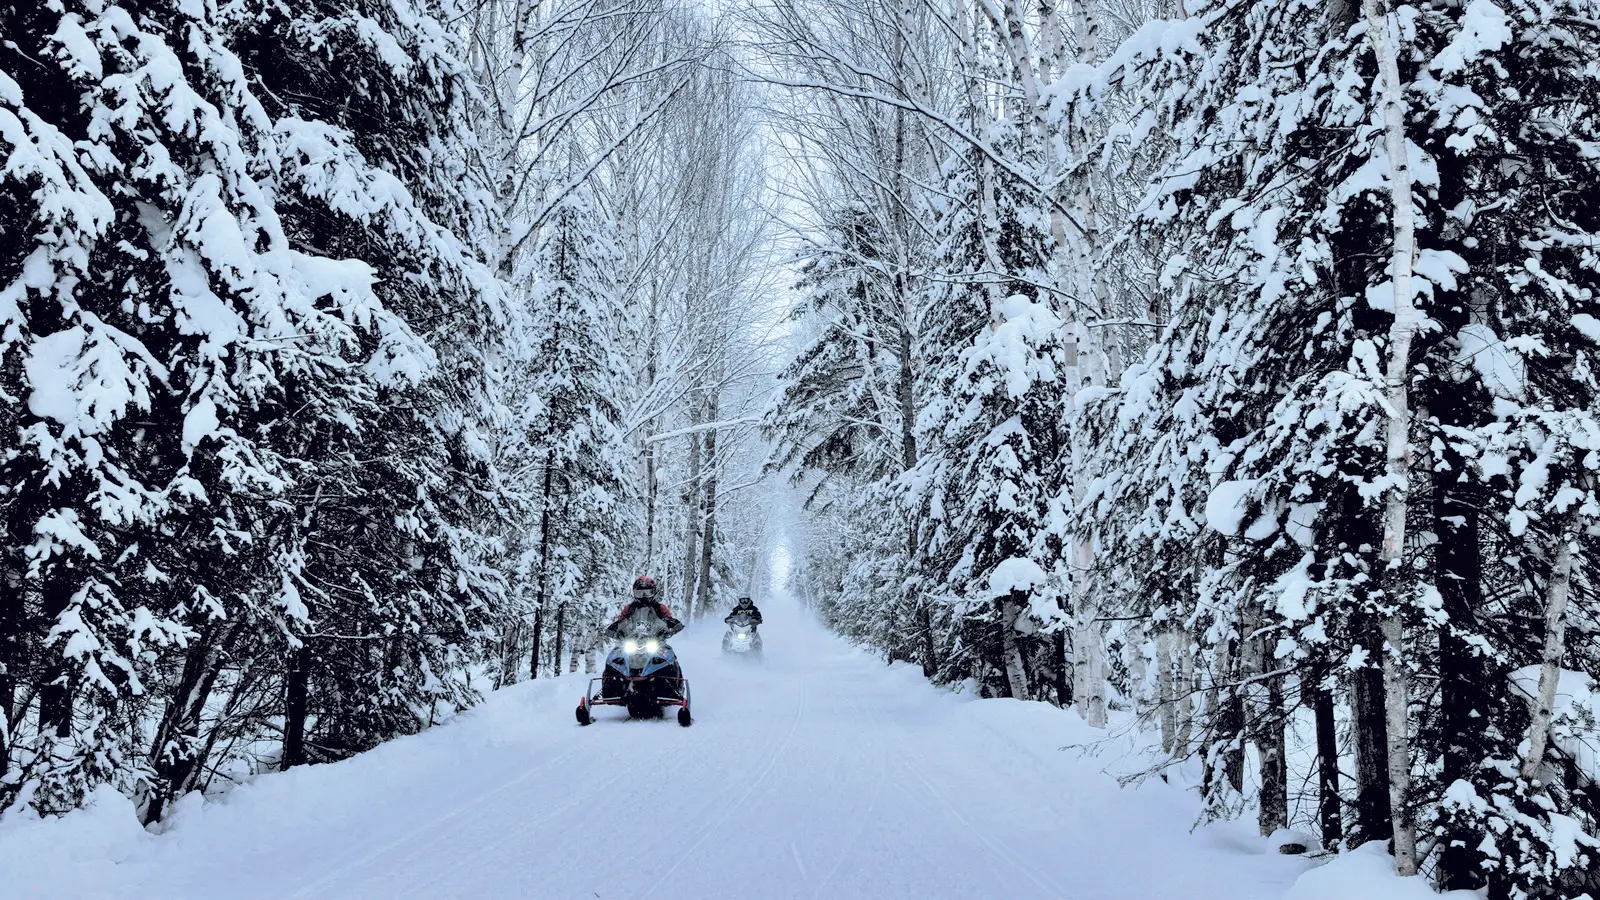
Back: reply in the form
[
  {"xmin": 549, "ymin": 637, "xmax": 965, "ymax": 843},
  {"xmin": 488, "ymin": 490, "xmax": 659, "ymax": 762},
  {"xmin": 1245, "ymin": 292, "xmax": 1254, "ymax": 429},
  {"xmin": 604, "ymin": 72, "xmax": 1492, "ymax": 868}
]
[
  {"xmin": 727, "ymin": 613, "xmax": 755, "ymax": 631},
  {"xmin": 620, "ymin": 606, "xmax": 670, "ymax": 640}
]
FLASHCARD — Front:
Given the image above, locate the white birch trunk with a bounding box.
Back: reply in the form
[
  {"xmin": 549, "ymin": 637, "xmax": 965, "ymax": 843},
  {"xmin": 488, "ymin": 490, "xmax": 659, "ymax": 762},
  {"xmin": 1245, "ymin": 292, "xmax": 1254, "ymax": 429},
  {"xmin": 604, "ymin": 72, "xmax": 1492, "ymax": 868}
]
[
  {"xmin": 1362, "ymin": 0, "xmax": 1419, "ymax": 876},
  {"xmin": 1076, "ymin": 617, "xmax": 1108, "ymax": 727},
  {"xmin": 1176, "ymin": 627, "xmax": 1195, "ymax": 752},
  {"xmin": 1128, "ymin": 621, "xmax": 1149, "ymax": 717},
  {"xmin": 1520, "ymin": 530, "xmax": 1577, "ymax": 781},
  {"xmin": 1064, "ymin": 0, "xmax": 1109, "ymax": 730},
  {"xmin": 1157, "ymin": 626, "xmax": 1177, "ymax": 754},
  {"xmin": 1001, "ymin": 597, "xmax": 1032, "ymax": 701}
]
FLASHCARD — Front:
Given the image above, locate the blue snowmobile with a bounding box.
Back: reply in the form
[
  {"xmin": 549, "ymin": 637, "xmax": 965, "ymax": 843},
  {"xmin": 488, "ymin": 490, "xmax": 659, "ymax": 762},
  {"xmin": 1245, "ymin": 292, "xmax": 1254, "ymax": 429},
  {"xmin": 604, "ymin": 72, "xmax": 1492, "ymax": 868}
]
[{"xmin": 577, "ymin": 597, "xmax": 691, "ymax": 726}]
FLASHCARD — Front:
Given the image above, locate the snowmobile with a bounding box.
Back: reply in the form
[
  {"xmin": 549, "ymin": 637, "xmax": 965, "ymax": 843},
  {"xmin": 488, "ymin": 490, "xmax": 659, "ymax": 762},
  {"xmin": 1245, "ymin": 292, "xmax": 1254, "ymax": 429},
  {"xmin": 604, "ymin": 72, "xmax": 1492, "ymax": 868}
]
[
  {"xmin": 721, "ymin": 611, "xmax": 762, "ymax": 660},
  {"xmin": 576, "ymin": 616, "xmax": 691, "ymax": 726}
]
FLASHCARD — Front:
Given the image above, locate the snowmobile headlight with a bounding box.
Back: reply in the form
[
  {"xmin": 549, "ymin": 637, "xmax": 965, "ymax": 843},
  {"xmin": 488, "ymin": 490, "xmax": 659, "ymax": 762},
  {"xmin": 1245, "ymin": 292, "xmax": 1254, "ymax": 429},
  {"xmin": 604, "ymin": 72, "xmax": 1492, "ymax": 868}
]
[
  {"xmin": 623, "ymin": 640, "xmax": 640, "ymax": 653},
  {"xmin": 644, "ymin": 640, "xmax": 661, "ymax": 653}
]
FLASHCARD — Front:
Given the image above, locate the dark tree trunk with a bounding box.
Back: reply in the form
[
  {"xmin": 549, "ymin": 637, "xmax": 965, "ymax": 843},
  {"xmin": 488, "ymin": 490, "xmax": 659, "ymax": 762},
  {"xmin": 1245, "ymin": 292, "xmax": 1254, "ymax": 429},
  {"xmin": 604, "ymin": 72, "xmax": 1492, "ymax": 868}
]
[
  {"xmin": 1350, "ymin": 612, "xmax": 1393, "ymax": 845},
  {"xmin": 644, "ymin": 442, "xmax": 657, "ymax": 568},
  {"xmin": 920, "ymin": 601, "xmax": 939, "ymax": 680},
  {"xmin": 145, "ymin": 621, "xmax": 237, "ymax": 823},
  {"xmin": 552, "ymin": 604, "xmax": 566, "ymax": 682},
  {"xmin": 529, "ymin": 453, "xmax": 556, "ymax": 680},
  {"xmin": 697, "ymin": 395, "xmax": 719, "ymax": 621},
  {"xmin": 145, "ymin": 621, "xmax": 215, "ymax": 820},
  {"xmin": 0, "ymin": 533, "xmax": 23, "ymax": 782},
  {"xmin": 1313, "ymin": 676, "xmax": 1344, "ymax": 848},
  {"xmin": 36, "ymin": 568, "xmax": 77, "ymax": 741},
  {"xmin": 1258, "ymin": 673, "xmax": 1289, "ymax": 836},
  {"xmin": 680, "ymin": 401, "xmax": 702, "ymax": 620},
  {"xmin": 497, "ymin": 622, "xmax": 521, "ymax": 689},
  {"xmin": 529, "ymin": 604, "xmax": 544, "ymax": 681},
  {"xmin": 1052, "ymin": 629, "xmax": 1071, "ymax": 708},
  {"xmin": 0, "ymin": 359, "xmax": 38, "ymax": 789},
  {"xmin": 282, "ymin": 643, "xmax": 312, "ymax": 769},
  {"xmin": 1218, "ymin": 640, "xmax": 1245, "ymax": 795},
  {"xmin": 1435, "ymin": 446, "xmax": 1489, "ymax": 889}
]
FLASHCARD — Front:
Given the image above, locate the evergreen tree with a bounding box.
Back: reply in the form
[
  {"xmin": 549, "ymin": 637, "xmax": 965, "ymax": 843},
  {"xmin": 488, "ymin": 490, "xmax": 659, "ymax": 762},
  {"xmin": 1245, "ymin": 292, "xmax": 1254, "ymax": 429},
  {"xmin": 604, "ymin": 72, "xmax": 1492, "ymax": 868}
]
[
  {"xmin": 512, "ymin": 191, "xmax": 636, "ymax": 678},
  {"xmin": 914, "ymin": 142, "xmax": 1064, "ymax": 701},
  {"xmin": 1071, "ymin": 0, "xmax": 1600, "ymax": 889},
  {"xmin": 1, "ymin": 0, "xmax": 511, "ymax": 817}
]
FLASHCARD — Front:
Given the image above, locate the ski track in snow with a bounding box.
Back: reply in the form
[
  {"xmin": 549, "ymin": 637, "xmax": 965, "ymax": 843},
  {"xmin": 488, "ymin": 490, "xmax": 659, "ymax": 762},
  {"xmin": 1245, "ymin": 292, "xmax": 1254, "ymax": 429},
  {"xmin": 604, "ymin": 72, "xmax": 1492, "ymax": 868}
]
[{"xmin": 1, "ymin": 592, "xmax": 1312, "ymax": 899}]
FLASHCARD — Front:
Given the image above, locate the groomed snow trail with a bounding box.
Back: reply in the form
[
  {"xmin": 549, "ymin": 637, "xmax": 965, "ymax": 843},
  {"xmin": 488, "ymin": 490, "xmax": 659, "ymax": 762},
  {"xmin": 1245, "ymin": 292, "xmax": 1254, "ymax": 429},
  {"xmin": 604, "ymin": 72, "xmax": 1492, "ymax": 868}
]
[{"xmin": 3, "ymin": 593, "xmax": 1310, "ymax": 899}]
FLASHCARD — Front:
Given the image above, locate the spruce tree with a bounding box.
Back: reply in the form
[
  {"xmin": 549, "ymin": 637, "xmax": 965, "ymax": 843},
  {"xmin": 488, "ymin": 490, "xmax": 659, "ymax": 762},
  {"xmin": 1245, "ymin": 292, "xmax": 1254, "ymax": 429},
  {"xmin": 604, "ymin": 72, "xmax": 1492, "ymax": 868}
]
[{"xmin": 1, "ymin": 0, "xmax": 510, "ymax": 816}]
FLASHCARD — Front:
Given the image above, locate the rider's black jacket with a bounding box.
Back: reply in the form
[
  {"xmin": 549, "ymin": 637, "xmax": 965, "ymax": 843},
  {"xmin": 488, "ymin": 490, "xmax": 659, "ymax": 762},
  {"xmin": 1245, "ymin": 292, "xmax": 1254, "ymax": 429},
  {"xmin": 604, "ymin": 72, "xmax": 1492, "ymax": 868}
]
[{"xmin": 725, "ymin": 602, "xmax": 762, "ymax": 625}]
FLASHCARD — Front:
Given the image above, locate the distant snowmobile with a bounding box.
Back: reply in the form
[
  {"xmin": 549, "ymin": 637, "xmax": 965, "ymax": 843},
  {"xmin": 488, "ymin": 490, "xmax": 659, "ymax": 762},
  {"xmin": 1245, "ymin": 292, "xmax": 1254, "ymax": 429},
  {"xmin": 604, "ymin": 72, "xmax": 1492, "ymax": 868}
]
[
  {"xmin": 721, "ymin": 611, "xmax": 762, "ymax": 660},
  {"xmin": 577, "ymin": 607, "xmax": 691, "ymax": 726}
]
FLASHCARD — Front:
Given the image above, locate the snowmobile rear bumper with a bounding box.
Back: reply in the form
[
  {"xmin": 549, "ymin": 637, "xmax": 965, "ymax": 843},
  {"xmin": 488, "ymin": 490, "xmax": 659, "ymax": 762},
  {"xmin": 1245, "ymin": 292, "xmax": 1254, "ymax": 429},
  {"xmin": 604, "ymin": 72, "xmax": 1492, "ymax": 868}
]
[
  {"xmin": 577, "ymin": 676, "xmax": 691, "ymax": 725},
  {"xmin": 584, "ymin": 675, "xmax": 688, "ymax": 707}
]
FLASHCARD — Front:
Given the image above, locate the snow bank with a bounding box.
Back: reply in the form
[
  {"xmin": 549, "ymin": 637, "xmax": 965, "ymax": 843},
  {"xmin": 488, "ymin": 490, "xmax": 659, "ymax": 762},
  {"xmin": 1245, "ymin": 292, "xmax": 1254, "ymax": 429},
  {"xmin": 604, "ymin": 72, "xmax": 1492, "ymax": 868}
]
[
  {"xmin": 0, "ymin": 673, "xmax": 585, "ymax": 899},
  {"xmin": 0, "ymin": 784, "xmax": 149, "ymax": 888},
  {"xmin": 1285, "ymin": 843, "xmax": 1479, "ymax": 900}
]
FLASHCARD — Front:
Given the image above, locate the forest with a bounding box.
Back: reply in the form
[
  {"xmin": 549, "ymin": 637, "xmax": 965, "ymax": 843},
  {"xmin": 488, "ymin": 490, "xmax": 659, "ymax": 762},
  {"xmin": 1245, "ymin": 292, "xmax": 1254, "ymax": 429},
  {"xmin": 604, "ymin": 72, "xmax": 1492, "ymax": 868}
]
[{"xmin": 2, "ymin": 0, "xmax": 1598, "ymax": 898}]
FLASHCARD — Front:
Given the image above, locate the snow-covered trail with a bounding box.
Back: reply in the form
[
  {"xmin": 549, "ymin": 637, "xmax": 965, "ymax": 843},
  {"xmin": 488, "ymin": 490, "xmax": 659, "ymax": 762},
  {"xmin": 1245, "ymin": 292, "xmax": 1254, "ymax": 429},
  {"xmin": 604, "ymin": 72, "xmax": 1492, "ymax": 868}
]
[{"xmin": 4, "ymin": 593, "xmax": 1310, "ymax": 899}]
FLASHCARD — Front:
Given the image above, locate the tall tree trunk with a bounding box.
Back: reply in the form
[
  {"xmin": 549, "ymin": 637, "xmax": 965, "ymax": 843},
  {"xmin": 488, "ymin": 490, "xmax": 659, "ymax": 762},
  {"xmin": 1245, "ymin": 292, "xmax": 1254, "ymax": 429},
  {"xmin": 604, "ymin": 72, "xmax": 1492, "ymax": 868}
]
[
  {"xmin": 1363, "ymin": 0, "xmax": 1420, "ymax": 874},
  {"xmin": 1054, "ymin": 628, "xmax": 1073, "ymax": 710},
  {"xmin": 1074, "ymin": 618, "xmax": 1108, "ymax": 727},
  {"xmin": 681, "ymin": 401, "xmax": 702, "ymax": 620},
  {"xmin": 145, "ymin": 620, "xmax": 239, "ymax": 823},
  {"xmin": 643, "ymin": 282, "xmax": 660, "ymax": 569},
  {"xmin": 1216, "ymin": 638, "xmax": 1245, "ymax": 796},
  {"xmin": 1521, "ymin": 523, "xmax": 1577, "ymax": 780},
  {"xmin": 282, "ymin": 643, "xmax": 312, "ymax": 769},
  {"xmin": 999, "ymin": 593, "xmax": 1030, "ymax": 701},
  {"xmin": 497, "ymin": 621, "xmax": 522, "ymax": 689},
  {"xmin": 37, "ymin": 569, "xmax": 77, "ymax": 743},
  {"xmin": 897, "ymin": 308, "xmax": 926, "ymax": 673},
  {"xmin": 491, "ymin": 0, "xmax": 541, "ymax": 276},
  {"xmin": 1377, "ymin": 614, "xmax": 1414, "ymax": 871},
  {"xmin": 144, "ymin": 620, "xmax": 217, "ymax": 821},
  {"xmin": 697, "ymin": 394, "xmax": 719, "ymax": 620},
  {"xmin": 1350, "ymin": 612, "xmax": 1394, "ymax": 845},
  {"xmin": 1128, "ymin": 623, "xmax": 1149, "ymax": 718},
  {"xmin": 529, "ymin": 604, "xmax": 544, "ymax": 681},
  {"xmin": 1313, "ymin": 675, "xmax": 1344, "ymax": 849},
  {"xmin": 1259, "ymin": 673, "xmax": 1289, "ymax": 836},
  {"xmin": 1176, "ymin": 627, "xmax": 1195, "ymax": 752},
  {"xmin": 0, "ymin": 520, "xmax": 24, "ymax": 785},
  {"xmin": 552, "ymin": 604, "xmax": 567, "ymax": 683},
  {"xmin": 1435, "ymin": 451, "xmax": 1487, "ymax": 888},
  {"xmin": 1157, "ymin": 626, "xmax": 1177, "ymax": 754},
  {"xmin": 529, "ymin": 454, "xmax": 557, "ymax": 680}
]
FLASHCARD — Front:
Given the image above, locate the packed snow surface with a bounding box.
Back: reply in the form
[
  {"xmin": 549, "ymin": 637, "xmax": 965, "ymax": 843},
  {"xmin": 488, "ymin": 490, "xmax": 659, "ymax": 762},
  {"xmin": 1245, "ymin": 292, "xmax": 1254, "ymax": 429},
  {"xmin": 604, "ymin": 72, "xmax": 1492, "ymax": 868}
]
[{"xmin": 3, "ymin": 594, "xmax": 1330, "ymax": 899}]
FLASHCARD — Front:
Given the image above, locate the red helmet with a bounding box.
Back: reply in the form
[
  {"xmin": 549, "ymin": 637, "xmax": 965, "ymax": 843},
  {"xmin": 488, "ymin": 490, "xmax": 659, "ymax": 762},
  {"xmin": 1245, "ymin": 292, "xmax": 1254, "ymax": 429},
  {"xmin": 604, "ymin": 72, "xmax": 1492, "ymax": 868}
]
[{"xmin": 632, "ymin": 576, "xmax": 658, "ymax": 601}]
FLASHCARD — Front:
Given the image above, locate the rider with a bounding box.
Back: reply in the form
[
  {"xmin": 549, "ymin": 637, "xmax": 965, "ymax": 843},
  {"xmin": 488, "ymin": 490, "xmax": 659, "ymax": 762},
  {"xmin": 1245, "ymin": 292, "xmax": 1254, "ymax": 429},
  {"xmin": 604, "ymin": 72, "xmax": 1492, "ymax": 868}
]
[
  {"xmin": 600, "ymin": 576, "xmax": 685, "ymax": 701},
  {"xmin": 605, "ymin": 576, "xmax": 684, "ymax": 638},
  {"xmin": 725, "ymin": 596, "xmax": 763, "ymax": 626},
  {"xmin": 723, "ymin": 596, "xmax": 764, "ymax": 653}
]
